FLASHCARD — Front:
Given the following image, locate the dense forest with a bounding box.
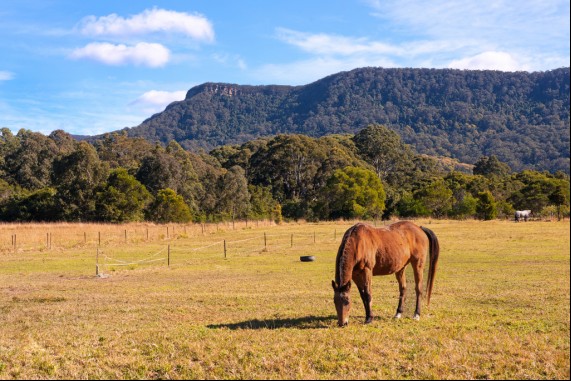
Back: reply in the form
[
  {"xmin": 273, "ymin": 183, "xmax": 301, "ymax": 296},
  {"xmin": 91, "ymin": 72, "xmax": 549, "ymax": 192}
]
[
  {"xmin": 2, "ymin": 125, "xmax": 569, "ymax": 223},
  {"xmin": 106, "ymin": 67, "xmax": 570, "ymax": 174}
]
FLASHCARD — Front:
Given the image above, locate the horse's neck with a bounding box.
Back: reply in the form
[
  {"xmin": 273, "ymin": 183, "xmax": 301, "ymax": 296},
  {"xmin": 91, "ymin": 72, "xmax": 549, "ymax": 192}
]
[
  {"xmin": 336, "ymin": 251, "xmax": 355, "ymax": 286},
  {"xmin": 336, "ymin": 228, "xmax": 358, "ymax": 285}
]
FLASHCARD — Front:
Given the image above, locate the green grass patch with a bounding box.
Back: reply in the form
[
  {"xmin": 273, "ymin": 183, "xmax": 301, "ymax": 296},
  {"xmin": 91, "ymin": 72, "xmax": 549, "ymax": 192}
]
[{"xmin": 0, "ymin": 220, "xmax": 569, "ymax": 379}]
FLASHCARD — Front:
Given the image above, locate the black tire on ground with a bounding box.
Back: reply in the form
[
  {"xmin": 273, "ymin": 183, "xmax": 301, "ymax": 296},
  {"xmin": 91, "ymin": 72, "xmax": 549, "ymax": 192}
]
[{"xmin": 300, "ymin": 255, "xmax": 315, "ymax": 262}]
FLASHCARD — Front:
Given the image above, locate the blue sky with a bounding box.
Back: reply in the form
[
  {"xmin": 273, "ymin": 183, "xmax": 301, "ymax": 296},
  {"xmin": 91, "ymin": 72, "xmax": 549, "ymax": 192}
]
[{"xmin": 1, "ymin": 0, "xmax": 569, "ymax": 137}]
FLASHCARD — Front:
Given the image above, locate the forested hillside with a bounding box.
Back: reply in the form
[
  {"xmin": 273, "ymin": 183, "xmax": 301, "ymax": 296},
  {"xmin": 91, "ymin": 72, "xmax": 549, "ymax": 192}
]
[
  {"xmin": 116, "ymin": 67, "xmax": 570, "ymax": 173},
  {"xmin": 2, "ymin": 126, "xmax": 569, "ymax": 223}
]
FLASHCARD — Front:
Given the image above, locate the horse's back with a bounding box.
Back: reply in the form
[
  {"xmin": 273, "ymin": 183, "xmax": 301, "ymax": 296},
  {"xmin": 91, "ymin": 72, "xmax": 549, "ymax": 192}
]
[{"xmin": 350, "ymin": 221, "xmax": 428, "ymax": 275}]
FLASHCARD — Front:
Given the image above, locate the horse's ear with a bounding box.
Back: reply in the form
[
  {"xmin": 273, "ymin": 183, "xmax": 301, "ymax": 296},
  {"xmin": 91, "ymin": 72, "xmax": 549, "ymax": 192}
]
[{"xmin": 331, "ymin": 280, "xmax": 337, "ymax": 290}]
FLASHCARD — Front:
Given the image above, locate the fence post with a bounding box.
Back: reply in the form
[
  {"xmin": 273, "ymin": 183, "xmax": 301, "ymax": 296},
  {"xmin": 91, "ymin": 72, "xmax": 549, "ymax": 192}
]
[
  {"xmin": 224, "ymin": 240, "xmax": 227, "ymax": 258},
  {"xmin": 125, "ymin": 229, "xmax": 127, "ymax": 243},
  {"xmin": 314, "ymin": 231, "xmax": 316, "ymax": 243},
  {"xmin": 98, "ymin": 232, "xmax": 101, "ymax": 246},
  {"xmin": 291, "ymin": 234, "xmax": 293, "ymax": 248},
  {"xmin": 264, "ymin": 232, "xmax": 267, "ymax": 249}
]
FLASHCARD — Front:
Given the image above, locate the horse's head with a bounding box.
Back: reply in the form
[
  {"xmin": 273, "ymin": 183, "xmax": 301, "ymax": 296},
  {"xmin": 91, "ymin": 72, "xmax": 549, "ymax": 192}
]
[{"xmin": 331, "ymin": 280, "xmax": 352, "ymax": 327}]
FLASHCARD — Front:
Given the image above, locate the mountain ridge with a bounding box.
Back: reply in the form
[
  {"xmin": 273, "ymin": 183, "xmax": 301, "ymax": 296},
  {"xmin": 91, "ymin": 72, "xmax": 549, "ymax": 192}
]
[{"xmin": 110, "ymin": 66, "xmax": 569, "ymax": 173}]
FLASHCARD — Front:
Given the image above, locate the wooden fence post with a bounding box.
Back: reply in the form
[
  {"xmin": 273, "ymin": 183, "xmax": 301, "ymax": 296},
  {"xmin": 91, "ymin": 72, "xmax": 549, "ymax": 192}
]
[
  {"xmin": 224, "ymin": 240, "xmax": 227, "ymax": 258},
  {"xmin": 96, "ymin": 247, "xmax": 99, "ymax": 276}
]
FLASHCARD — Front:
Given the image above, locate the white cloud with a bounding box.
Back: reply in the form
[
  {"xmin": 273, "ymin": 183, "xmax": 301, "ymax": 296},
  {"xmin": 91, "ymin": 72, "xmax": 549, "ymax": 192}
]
[
  {"xmin": 447, "ymin": 51, "xmax": 530, "ymax": 71},
  {"xmin": 364, "ymin": 0, "xmax": 569, "ymax": 71},
  {"xmin": 130, "ymin": 90, "xmax": 186, "ymax": 113},
  {"xmin": 78, "ymin": 8, "xmax": 215, "ymax": 42},
  {"xmin": 276, "ymin": 28, "xmax": 402, "ymax": 56},
  {"xmin": 70, "ymin": 42, "xmax": 170, "ymax": 67},
  {"xmin": 212, "ymin": 53, "xmax": 248, "ymax": 70},
  {"xmin": 0, "ymin": 71, "xmax": 14, "ymax": 81}
]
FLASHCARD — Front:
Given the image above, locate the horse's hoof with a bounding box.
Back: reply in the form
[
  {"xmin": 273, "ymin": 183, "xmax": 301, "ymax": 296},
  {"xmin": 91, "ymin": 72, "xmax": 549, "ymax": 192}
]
[
  {"xmin": 364, "ymin": 317, "xmax": 373, "ymax": 324},
  {"xmin": 413, "ymin": 314, "xmax": 420, "ymax": 321},
  {"xmin": 393, "ymin": 313, "xmax": 402, "ymax": 319}
]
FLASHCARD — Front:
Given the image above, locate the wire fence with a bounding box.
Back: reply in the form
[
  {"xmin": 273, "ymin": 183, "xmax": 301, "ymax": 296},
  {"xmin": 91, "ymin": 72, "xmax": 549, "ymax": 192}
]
[
  {"xmin": 1, "ymin": 220, "xmax": 397, "ymax": 276},
  {"xmin": 92, "ymin": 228, "xmax": 346, "ymax": 277},
  {"xmin": 0, "ymin": 220, "xmax": 283, "ymax": 254}
]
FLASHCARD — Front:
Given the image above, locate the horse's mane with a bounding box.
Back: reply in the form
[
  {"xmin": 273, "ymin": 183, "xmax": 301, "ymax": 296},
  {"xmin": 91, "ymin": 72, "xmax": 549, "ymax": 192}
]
[{"xmin": 335, "ymin": 224, "xmax": 361, "ymax": 286}]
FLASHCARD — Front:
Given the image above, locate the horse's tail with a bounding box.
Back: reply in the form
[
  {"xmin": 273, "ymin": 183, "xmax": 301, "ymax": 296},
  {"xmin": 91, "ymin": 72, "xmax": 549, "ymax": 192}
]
[{"xmin": 421, "ymin": 226, "xmax": 440, "ymax": 307}]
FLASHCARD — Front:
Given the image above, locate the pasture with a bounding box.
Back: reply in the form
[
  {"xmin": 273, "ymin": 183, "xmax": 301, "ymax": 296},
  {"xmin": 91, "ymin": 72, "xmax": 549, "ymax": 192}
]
[{"xmin": 0, "ymin": 219, "xmax": 569, "ymax": 379}]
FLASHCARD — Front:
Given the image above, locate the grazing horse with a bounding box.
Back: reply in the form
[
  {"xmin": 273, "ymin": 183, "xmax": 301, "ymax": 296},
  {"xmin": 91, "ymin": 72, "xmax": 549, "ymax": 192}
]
[
  {"xmin": 331, "ymin": 221, "xmax": 440, "ymax": 326},
  {"xmin": 515, "ymin": 210, "xmax": 531, "ymax": 222}
]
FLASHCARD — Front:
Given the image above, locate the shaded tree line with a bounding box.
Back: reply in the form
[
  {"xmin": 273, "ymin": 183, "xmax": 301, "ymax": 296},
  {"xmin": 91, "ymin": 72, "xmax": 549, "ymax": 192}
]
[{"xmin": 1, "ymin": 125, "xmax": 569, "ymax": 223}]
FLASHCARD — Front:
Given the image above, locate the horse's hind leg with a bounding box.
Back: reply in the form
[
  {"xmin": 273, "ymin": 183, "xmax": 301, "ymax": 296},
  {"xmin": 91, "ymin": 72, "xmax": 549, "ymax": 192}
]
[
  {"xmin": 353, "ymin": 268, "xmax": 374, "ymax": 324},
  {"xmin": 394, "ymin": 268, "xmax": 406, "ymax": 319},
  {"xmin": 412, "ymin": 262, "xmax": 424, "ymax": 321}
]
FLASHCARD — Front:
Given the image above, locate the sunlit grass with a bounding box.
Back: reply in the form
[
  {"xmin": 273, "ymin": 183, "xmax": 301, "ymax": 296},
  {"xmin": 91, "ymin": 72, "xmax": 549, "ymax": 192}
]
[{"xmin": 0, "ymin": 219, "xmax": 569, "ymax": 379}]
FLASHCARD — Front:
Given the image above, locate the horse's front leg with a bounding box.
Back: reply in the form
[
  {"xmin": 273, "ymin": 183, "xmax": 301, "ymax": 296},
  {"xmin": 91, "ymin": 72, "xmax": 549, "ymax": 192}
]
[
  {"xmin": 354, "ymin": 268, "xmax": 374, "ymax": 324},
  {"xmin": 394, "ymin": 268, "xmax": 406, "ymax": 319}
]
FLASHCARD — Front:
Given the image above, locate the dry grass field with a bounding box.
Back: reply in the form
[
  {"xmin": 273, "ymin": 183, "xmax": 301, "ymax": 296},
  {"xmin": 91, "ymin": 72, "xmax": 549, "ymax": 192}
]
[{"xmin": 0, "ymin": 219, "xmax": 569, "ymax": 379}]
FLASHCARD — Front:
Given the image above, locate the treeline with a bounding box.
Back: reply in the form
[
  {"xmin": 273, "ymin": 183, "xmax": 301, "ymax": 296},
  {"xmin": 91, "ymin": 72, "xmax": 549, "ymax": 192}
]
[
  {"xmin": 1, "ymin": 125, "xmax": 569, "ymax": 223},
  {"xmin": 121, "ymin": 67, "xmax": 570, "ymax": 173}
]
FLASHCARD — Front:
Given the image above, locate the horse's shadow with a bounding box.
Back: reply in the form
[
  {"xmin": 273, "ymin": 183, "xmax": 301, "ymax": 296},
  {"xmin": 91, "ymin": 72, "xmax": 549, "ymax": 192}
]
[{"xmin": 207, "ymin": 315, "xmax": 335, "ymax": 330}]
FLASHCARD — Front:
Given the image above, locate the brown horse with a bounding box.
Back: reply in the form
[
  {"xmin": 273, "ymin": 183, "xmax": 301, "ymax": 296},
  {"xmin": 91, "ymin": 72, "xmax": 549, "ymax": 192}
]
[{"xmin": 331, "ymin": 221, "xmax": 440, "ymax": 326}]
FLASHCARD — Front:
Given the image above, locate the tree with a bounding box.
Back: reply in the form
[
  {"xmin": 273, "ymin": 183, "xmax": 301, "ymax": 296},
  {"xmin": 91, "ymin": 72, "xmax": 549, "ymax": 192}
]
[
  {"xmin": 396, "ymin": 191, "xmax": 431, "ymax": 218},
  {"xmin": 248, "ymin": 184, "xmax": 278, "ymax": 221},
  {"xmin": 473, "ymin": 155, "xmax": 511, "ymax": 178},
  {"xmin": 414, "ymin": 179, "xmax": 453, "ymax": 218},
  {"xmin": 318, "ymin": 166, "xmax": 386, "ymax": 220},
  {"xmin": 51, "ymin": 142, "xmax": 109, "ymax": 221},
  {"xmin": 136, "ymin": 148, "xmax": 185, "ymax": 195},
  {"xmin": 508, "ymin": 170, "xmax": 569, "ymax": 213},
  {"xmin": 476, "ymin": 191, "xmax": 497, "ymax": 220},
  {"xmin": 548, "ymin": 184, "xmax": 569, "ymax": 221},
  {"xmin": 14, "ymin": 188, "xmax": 58, "ymax": 222},
  {"xmin": 136, "ymin": 143, "xmax": 201, "ymax": 212},
  {"xmin": 248, "ymin": 134, "xmax": 326, "ymax": 218},
  {"xmin": 146, "ymin": 188, "xmax": 192, "ymax": 223},
  {"xmin": 449, "ymin": 191, "xmax": 477, "ymax": 219},
  {"xmin": 95, "ymin": 168, "xmax": 152, "ymax": 222},
  {"xmin": 3, "ymin": 130, "xmax": 60, "ymax": 190},
  {"xmin": 352, "ymin": 124, "xmax": 416, "ymax": 188},
  {"xmin": 216, "ymin": 166, "xmax": 251, "ymax": 222},
  {"xmin": 94, "ymin": 131, "xmax": 154, "ymax": 170}
]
